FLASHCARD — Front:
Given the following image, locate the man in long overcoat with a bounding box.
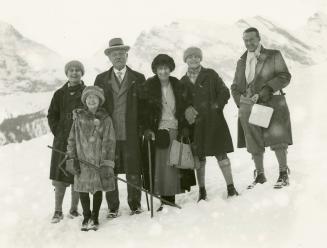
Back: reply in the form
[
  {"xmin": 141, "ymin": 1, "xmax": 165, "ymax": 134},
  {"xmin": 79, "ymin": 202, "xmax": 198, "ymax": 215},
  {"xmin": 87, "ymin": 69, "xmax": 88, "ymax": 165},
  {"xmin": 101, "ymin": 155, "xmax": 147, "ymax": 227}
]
[
  {"xmin": 94, "ymin": 38, "xmax": 146, "ymax": 216},
  {"xmin": 231, "ymin": 27, "xmax": 292, "ymax": 189}
]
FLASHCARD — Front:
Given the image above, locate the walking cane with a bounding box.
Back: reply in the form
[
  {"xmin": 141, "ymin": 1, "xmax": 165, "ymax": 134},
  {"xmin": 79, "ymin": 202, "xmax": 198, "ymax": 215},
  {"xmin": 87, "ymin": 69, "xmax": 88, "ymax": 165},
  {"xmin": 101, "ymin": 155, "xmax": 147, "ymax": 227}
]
[
  {"xmin": 141, "ymin": 136, "xmax": 150, "ymax": 211},
  {"xmin": 48, "ymin": 146, "xmax": 181, "ymax": 211},
  {"xmin": 147, "ymin": 139, "xmax": 154, "ymax": 218}
]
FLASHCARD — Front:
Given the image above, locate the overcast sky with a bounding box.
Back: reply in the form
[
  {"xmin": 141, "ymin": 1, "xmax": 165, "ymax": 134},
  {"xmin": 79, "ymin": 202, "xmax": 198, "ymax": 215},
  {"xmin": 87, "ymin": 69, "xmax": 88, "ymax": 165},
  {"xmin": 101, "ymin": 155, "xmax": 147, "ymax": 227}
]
[{"xmin": 0, "ymin": 0, "xmax": 326, "ymax": 60}]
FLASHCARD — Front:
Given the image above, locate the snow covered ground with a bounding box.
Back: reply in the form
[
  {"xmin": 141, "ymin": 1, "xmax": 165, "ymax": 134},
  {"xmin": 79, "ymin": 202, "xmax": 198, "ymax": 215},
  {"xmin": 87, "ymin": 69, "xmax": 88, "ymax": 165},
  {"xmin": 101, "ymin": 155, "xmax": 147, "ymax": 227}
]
[{"xmin": 1, "ymin": 62, "xmax": 326, "ymax": 248}]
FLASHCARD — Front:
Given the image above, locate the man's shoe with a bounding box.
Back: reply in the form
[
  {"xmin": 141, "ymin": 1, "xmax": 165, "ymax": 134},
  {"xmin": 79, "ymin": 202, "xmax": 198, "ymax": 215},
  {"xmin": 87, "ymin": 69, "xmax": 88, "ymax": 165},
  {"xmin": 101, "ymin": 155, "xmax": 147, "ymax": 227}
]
[
  {"xmin": 106, "ymin": 209, "xmax": 120, "ymax": 219},
  {"xmin": 130, "ymin": 207, "xmax": 143, "ymax": 215},
  {"xmin": 247, "ymin": 171, "xmax": 267, "ymax": 189},
  {"xmin": 274, "ymin": 170, "xmax": 290, "ymax": 189},
  {"xmin": 51, "ymin": 211, "xmax": 63, "ymax": 224}
]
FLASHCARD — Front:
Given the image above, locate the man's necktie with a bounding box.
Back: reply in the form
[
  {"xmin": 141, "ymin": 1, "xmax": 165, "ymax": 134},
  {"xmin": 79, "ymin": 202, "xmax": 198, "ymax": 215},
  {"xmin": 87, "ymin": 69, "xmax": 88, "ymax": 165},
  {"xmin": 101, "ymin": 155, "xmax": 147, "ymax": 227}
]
[{"xmin": 117, "ymin": 71, "xmax": 123, "ymax": 83}]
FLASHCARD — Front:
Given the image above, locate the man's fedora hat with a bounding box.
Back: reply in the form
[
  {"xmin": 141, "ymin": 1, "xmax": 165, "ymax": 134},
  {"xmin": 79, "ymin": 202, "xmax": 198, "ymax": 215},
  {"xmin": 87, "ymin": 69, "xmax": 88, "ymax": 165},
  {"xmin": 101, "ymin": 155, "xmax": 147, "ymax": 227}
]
[{"xmin": 104, "ymin": 38, "xmax": 130, "ymax": 56}]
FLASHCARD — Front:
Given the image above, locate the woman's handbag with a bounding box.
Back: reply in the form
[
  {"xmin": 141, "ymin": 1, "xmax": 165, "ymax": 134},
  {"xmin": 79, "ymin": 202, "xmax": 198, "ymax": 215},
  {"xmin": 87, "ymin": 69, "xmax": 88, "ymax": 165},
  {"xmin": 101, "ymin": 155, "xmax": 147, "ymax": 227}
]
[
  {"xmin": 155, "ymin": 129, "xmax": 170, "ymax": 149},
  {"xmin": 169, "ymin": 137, "xmax": 195, "ymax": 169}
]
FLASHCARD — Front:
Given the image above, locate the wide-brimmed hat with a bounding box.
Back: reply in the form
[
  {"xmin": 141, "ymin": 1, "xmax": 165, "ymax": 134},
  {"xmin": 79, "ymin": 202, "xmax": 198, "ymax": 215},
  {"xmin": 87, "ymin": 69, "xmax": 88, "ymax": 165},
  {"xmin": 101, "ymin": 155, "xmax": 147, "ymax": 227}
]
[
  {"xmin": 151, "ymin": 54, "xmax": 175, "ymax": 74},
  {"xmin": 81, "ymin": 86, "xmax": 105, "ymax": 106},
  {"xmin": 104, "ymin": 38, "xmax": 130, "ymax": 56}
]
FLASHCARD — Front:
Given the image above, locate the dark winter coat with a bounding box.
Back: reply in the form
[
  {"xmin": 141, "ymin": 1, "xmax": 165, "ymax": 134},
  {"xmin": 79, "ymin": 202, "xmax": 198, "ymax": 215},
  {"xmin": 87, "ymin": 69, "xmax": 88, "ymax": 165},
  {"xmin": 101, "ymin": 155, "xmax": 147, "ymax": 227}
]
[
  {"xmin": 140, "ymin": 75, "xmax": 196, "ymax": 192},
  {"xmin": 94, "ymin": 66, "xmax": 146, "ymax": 174},
  {"xmin": 180, "ymin": 67, "xmax": 234, "ymax": 158},
  {"xmin": 231, "ymin": 47, "xmax": 293, "ymax": 148},
  {"xmin": 47, "ymin": 82, "xmax": 86, "ymax": 184}
]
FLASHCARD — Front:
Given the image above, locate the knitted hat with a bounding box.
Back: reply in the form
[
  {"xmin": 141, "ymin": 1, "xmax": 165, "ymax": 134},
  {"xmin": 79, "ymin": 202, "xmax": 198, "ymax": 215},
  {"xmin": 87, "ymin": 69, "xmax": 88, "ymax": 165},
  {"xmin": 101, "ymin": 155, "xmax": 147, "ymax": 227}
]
[
  {"xmin": 151, "ymin": 54, "xmax": 175, "ymax": 74},
  {"xmin": 64, "ymin": 60, "xmax": 85, "ymax": 76},
  {"xmin": 183, "ymin": 47, "xmax": 203, "ymax": 62},
  {"xmin": 81, "ymin": 86, "xmax": 105, "ymax": 106}
]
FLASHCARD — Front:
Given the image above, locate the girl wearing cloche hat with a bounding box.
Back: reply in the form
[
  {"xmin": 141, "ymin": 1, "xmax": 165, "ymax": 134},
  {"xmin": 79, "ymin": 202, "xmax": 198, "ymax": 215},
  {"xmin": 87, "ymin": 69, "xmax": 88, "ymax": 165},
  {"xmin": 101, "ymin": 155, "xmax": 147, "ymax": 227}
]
[{"xmin": 66, "ymin": 85, "xmax": 116, "ymax": 231}]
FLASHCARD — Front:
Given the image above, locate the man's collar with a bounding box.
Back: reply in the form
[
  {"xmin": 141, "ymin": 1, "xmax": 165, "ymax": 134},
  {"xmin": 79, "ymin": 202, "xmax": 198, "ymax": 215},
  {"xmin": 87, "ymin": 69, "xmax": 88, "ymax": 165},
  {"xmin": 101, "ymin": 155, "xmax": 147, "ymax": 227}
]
[
  {"xmin": 247, "ymin": 44, "xmax": 262, "ymax": 57},
  {"xmin": 113, "ymin": 66, "xmax": 127, "ymax": 75}
]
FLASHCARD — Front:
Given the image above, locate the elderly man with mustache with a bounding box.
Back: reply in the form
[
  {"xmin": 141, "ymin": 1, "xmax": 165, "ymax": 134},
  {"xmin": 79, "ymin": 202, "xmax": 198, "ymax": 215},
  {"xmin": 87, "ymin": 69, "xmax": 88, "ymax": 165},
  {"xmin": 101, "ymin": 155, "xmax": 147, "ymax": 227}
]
[{"xmin": 94, "ymin": 38, "xmax": 146, "ymax": 217}]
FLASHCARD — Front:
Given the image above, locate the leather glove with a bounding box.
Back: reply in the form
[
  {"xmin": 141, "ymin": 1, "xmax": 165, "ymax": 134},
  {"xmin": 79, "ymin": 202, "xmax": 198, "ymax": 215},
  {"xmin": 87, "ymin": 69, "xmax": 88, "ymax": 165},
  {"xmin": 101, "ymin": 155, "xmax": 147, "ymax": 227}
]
[
  {"xmin": 144, "ymin": 129, "xmax": 155, "ymax": 141},
  {"xmin": 65, "ymin": 158, "xmax": 81, "ymax": 175},
  {"xmin": 73, "ymin": 159, "xmax": 81, "ymax": 175},
  {"xmin": 259, "ymin": 86, "xmax": 273, "ymax": 103},
  {"xmin": 185, "ymin": 106, "xmax": 198, "ymax": 125}
]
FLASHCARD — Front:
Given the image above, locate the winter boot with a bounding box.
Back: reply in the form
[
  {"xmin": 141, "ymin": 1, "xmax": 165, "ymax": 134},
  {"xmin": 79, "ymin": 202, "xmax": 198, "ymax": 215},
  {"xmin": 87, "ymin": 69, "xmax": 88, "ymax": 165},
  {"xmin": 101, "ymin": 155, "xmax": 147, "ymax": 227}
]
[
  {"xmin": 81, "ymin": 218, "xmax": 90, "ymax": 232},
  {"xmin": 67, "ymin": 209, "xmax": 81, "ymax": 219},
  {"xmin": 89, "ymin": 212, "xmax": 99, "ymax": 231},
  {"xmin": 227, "ymin": 184, "xmax": 239, "ymax": 197},
  {"xmin": 157, "ymin": 203, "xmax": 164, "ymax": 212},
  {"xmin": 198, "ymin": 187, "xmax": 207, "ymax": 202},
  {"xmin": 81, "ymin": 211, "xmax": 91, "ymax": 231},
  {"xmin": 51, "ymin": 211, "xmax": 64, "ymax": 224},
  {"xmin": 107, "ymin": 209, "xmax": 120, "ymax": 219},
  {"xmin": 274, "ymin": 170, "xmax": 290, "ymax": 189},
  {"xmin": 130, "ymin": 207, "xmax": 143, "ymax": 215},
  {"xmin": 247, "ymin": 171, "xmax": 267, "ymax": 189}
]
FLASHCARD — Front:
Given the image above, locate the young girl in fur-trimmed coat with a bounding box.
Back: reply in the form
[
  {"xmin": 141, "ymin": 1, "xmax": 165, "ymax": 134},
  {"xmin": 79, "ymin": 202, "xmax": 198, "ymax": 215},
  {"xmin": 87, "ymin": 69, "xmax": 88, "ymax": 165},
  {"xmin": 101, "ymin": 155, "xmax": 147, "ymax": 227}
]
[{"xmin": 66, "ymin": 86, "xmax": 116, "ymax": 231}]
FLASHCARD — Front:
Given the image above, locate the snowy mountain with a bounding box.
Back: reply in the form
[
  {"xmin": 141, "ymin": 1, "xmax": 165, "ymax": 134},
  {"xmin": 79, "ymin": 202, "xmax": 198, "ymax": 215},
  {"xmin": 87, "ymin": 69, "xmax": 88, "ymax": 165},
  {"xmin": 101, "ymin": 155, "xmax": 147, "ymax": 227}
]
[
  {"xmin": 0, "ymin": 21, "xmax": 65, "ymax": 145},
  {"xmin": 0, "ymin": 21, "xmax": 64, "ymax": 95},
  {"xmin": 92, "ymin": 16, "xmax": 318, "ymax": 80},
  {"xmin": 236, "ymin": 16, "xmax": 314, "ymax": 65},
  {"xmin": 296, "ymin": 12, "xmax": 327, "ymax": 62}
]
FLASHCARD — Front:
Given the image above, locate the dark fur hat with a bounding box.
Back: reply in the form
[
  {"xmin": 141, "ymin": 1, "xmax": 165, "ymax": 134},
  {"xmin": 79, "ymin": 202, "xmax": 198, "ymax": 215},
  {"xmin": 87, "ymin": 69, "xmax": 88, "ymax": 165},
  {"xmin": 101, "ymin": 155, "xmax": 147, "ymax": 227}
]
[{"xmin": 151, "ymin": 54, "xmax": 175, "ymax": 74}]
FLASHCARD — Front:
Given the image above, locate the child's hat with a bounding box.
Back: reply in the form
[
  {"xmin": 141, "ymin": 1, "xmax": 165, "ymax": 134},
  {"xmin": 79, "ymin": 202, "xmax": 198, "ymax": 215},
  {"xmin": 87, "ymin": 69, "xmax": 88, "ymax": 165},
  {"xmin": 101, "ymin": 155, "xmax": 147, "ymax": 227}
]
[{"xmin": 81, "ymin": 86, "xmax": 105, "ymax": 106}]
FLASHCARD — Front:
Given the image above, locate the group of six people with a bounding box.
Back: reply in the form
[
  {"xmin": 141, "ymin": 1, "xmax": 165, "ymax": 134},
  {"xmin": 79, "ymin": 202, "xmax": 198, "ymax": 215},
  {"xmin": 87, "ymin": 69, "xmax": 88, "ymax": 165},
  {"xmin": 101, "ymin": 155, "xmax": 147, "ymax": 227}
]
[{"xmin": 47, "ymin": 27, "xmax": 293, "ymax": 231}]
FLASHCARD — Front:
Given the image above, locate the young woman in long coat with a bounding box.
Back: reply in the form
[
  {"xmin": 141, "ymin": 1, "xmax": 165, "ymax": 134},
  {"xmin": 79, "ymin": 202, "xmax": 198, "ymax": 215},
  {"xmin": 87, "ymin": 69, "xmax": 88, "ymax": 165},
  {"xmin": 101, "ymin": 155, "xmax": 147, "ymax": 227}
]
[
  {"xmin": 180, "ymin": 47, "xmax": 238, "ymax": 201},
  {"xmin": 141, "ymin": 54, "xmax": 196, "ymax": 211},
  {"xmin": 67, "ymin": 86, "xmax": 116, "ymax": 231},
  {"xmin": 47, "ymin": 60, "xmax": 86, "ymax": 223}
]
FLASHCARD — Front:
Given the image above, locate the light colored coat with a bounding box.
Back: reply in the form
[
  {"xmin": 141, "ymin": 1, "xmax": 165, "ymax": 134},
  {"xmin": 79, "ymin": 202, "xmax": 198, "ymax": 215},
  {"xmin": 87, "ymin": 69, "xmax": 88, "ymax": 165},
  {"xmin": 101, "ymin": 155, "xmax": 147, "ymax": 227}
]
[
  {"xmin": 67, "ymin": 108, "xmax": 116, "ymax": 193},
  {"xmin": 231, "ymin": 47, "xmax": 293, "ymax": 148}
]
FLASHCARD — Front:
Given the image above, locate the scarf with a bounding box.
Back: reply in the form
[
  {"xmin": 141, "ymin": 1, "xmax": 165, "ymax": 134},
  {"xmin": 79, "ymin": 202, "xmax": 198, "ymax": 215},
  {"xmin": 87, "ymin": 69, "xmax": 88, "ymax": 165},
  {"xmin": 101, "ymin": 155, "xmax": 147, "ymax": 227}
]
[
  {"xmin": 187, "ymin": 66, "xmax": 202, "ymax": 84},
  {"xmin": 245, "ymin": 44, "xmax": 261, "ymax": 83}
]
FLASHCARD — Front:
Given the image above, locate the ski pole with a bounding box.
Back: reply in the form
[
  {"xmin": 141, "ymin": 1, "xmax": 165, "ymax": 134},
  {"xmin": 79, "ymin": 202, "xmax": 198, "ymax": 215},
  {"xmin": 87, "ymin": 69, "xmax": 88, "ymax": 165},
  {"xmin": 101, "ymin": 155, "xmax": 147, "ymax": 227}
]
[{"xmin": 48, "ymin": 145, "xmax": 181, "ymax": 209}]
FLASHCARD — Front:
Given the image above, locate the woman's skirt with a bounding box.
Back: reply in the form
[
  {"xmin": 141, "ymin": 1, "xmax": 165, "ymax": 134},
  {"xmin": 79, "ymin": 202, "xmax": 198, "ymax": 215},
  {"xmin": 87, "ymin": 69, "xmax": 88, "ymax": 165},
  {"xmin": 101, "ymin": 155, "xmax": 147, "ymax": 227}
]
[{"xmin": 154, "ymin": 129, "xmax": 184, "ymax": 196}]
